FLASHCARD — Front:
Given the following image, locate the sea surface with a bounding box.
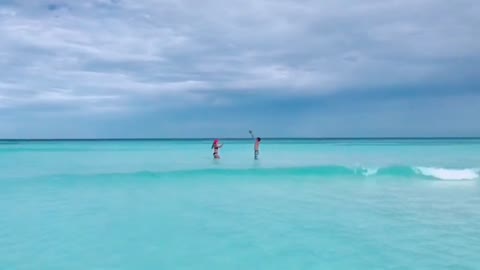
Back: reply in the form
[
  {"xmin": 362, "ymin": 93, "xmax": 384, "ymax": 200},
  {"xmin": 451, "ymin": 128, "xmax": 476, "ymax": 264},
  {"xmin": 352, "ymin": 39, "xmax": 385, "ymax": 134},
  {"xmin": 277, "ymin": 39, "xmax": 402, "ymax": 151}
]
[{"xmin": 0, "ymin": 139, "xmax": 479, "ymax": 269}]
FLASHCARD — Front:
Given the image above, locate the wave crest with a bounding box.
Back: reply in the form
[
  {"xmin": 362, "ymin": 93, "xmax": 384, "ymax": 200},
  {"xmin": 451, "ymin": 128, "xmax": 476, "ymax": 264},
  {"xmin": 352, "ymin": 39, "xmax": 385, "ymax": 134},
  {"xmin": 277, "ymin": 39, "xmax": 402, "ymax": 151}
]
[
  {"xmin": 55, "ymin": 166, "xmax": 479, "ymax": 181},
  {"xmin": 414, "ymin": 167, "xmax": 479, "ymax": 180}
]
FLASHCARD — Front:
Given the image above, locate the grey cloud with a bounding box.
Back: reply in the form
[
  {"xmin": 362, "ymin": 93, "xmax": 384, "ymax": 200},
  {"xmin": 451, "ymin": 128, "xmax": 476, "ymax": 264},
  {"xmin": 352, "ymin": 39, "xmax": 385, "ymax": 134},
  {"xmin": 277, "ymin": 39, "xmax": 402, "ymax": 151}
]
[{"xmin": 0, "ymin": 0, "xmax": 478, "ymax": 112}]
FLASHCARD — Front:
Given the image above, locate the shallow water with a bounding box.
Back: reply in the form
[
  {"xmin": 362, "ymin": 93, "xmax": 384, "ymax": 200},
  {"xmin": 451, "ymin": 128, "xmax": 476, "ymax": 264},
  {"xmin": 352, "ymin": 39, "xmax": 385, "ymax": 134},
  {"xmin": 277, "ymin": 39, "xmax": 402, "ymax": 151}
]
[{"xmin": 1, "ymin": 139, "xmax": 479, "ymax": 269}]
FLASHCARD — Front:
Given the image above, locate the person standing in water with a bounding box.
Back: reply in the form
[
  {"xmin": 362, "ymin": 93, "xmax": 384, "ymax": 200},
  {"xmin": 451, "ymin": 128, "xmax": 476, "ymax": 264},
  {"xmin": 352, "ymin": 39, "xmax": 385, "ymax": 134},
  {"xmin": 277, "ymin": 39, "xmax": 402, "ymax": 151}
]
[
  {"xmin": 249, "ymin": 130, "xmax": 261, "ymax": 160},
  {"xmin": 211, "ymin": 139, "xmax": 223, "ymax": 159}
]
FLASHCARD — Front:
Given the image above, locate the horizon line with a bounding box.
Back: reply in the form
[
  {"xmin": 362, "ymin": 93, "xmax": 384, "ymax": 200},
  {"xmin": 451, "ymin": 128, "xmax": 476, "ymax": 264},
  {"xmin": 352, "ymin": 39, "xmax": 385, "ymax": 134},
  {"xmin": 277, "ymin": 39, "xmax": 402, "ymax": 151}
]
[{"xmin": 1, "ymin": 137, "xmax": 480, "ymax": 141}]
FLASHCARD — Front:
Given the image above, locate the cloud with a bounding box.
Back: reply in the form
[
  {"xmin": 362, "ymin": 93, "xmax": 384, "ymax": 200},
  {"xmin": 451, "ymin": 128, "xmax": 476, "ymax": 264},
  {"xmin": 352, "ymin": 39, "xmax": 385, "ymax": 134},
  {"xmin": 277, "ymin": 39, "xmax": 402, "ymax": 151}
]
[{"xmin": 0, "ymin": 0, "xmax": 478, "ymax": 137}]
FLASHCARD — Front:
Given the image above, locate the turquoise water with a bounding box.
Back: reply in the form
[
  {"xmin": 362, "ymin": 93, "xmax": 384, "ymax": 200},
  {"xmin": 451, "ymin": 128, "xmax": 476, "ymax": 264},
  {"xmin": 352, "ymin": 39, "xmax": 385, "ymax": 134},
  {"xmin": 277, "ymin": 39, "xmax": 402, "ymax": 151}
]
[{"xmin": 1, "ymin": 139, "xmax": 479, "ymax": 269}]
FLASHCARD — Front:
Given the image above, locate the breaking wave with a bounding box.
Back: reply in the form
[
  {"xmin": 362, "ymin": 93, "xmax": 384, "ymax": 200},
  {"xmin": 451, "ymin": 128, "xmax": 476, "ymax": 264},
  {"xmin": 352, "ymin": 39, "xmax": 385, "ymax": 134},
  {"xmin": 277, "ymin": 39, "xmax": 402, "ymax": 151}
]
[{"xmin": 44, "ymin": 165, "xmax": 480, "ymax": 181}]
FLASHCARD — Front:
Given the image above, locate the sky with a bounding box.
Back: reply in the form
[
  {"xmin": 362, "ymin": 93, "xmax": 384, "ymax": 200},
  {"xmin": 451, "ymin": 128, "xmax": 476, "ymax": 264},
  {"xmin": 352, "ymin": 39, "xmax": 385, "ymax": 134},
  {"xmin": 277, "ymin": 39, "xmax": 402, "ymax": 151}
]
[{"xmin": 0, "ymin": 0, "xmax": 479, "ymax": 138}]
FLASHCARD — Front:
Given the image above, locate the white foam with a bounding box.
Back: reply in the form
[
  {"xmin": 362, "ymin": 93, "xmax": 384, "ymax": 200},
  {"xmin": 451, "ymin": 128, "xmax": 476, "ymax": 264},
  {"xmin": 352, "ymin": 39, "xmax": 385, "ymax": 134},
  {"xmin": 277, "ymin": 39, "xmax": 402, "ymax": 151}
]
[
  {"xmin": 361, "ymin": 168, "xmax": 379, "ymax": 176},
  {"xmin": 415, "ymin": 167, "xmax": 479, "ymax": 180}
]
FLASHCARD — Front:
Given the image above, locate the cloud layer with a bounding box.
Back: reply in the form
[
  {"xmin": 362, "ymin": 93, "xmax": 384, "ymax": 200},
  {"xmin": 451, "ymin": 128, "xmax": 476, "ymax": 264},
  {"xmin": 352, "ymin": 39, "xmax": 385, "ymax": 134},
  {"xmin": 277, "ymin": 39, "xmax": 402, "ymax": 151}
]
[{"xmin": 0, "ymin": 0, "xmax": 479, "ymax": 137}]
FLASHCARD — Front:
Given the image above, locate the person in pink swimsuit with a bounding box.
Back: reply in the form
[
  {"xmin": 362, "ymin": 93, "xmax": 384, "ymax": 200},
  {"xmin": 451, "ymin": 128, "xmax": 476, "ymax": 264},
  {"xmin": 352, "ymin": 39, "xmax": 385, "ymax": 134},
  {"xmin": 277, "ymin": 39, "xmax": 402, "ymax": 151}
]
[{"xmin": 211, "ymin": 139, "xmax": 223, "ymax": 159}]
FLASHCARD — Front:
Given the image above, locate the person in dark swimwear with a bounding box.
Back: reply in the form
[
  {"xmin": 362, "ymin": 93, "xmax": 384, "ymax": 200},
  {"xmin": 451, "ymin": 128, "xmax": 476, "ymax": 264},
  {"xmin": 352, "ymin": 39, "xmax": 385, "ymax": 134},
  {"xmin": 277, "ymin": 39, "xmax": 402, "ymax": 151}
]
[
  {"xmin": 249, "ymin": 130, "xmax": 261, "ymax": 160},
  {"xmin": 211, "ymin": 139, "xmax": 223, "ymax": 159}
]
